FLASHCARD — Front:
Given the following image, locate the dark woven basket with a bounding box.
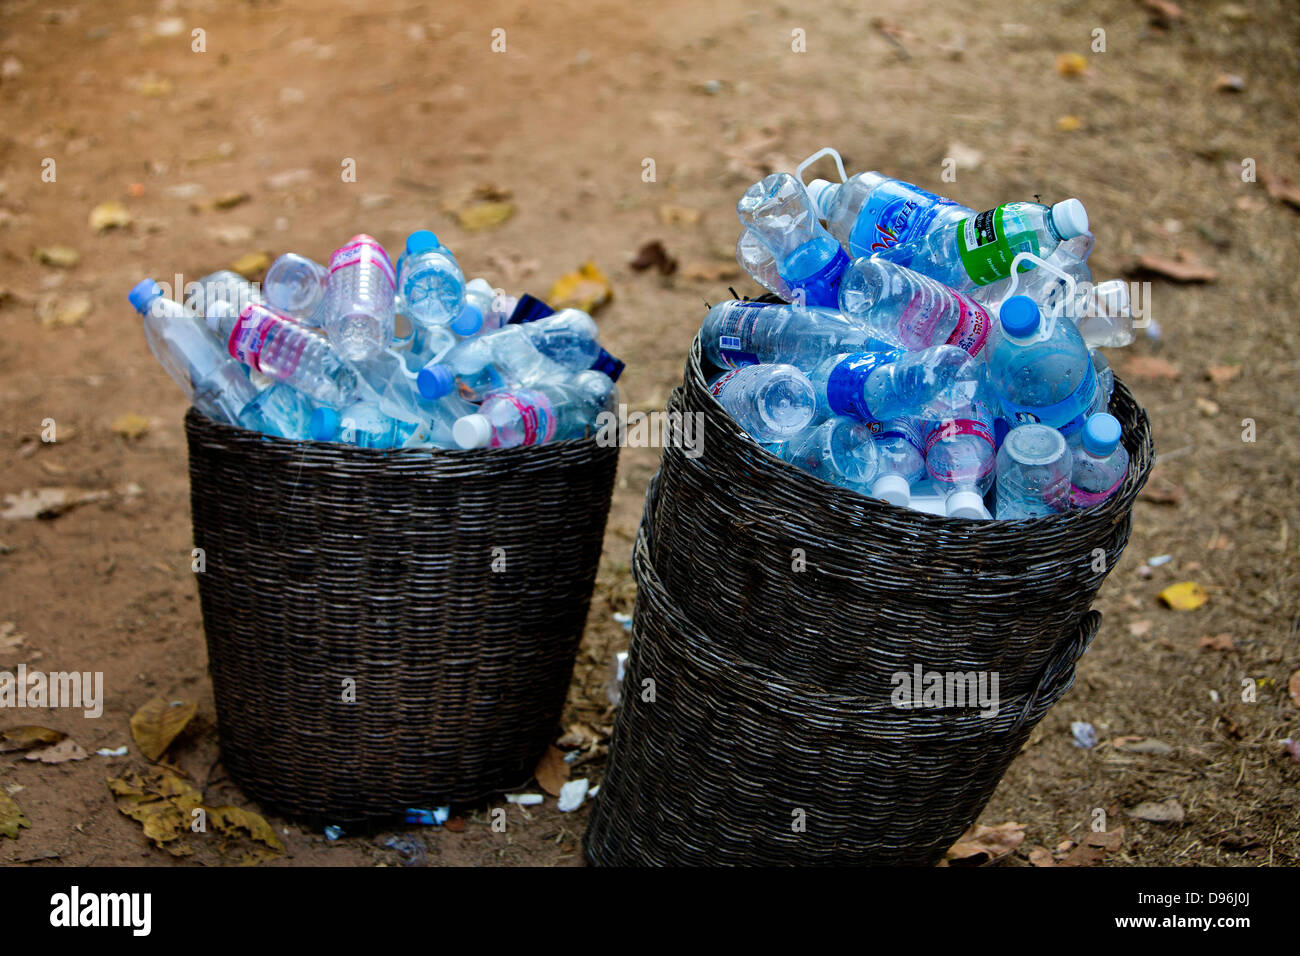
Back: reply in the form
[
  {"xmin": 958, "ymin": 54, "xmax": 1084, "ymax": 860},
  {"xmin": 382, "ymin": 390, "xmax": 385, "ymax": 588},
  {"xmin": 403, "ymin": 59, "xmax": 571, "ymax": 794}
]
[
  {"xmin": 583, "ymin": 334, "xmax": 1154, "ymax": 865},
  {"xmin": 185, "ymin": 408, "xmax": 619, "ymax": 823}
]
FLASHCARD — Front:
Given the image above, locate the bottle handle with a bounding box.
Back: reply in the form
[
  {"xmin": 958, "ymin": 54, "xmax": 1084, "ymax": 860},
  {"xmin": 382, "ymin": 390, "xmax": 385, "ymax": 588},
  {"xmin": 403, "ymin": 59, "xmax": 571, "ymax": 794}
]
[
  {"xmin": 795, "ymin": 147, "xmax": 848, "ymax": 186},
  {"xmin": 1004, "ymin": 252, "xmax": 1076, "ymax": 341}
]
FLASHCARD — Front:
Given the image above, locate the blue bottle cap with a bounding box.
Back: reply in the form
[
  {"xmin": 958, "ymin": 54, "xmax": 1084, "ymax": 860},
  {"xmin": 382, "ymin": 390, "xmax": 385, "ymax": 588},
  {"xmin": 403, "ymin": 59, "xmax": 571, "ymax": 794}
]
[
  {"xmin": 404, "ymin": 229, "xmax": 440, "ymax": 255},
  {"xmin": 999, "ymin": 295, "xmax": 1041, "ymax": 339},
  {"xmin": 508, "ymin": 293, "xmax": 556, "ymax": 325},
  {"xmin": 416, "ymin": 364, "xmax": 454, "ymax": 400},
  {"xmin": 450, "ymin": 303, "xmax": 483, "ymax": 337},
  {"xmin": 1082, "ymin": 412, "xmax": 1122, "ymax": 457},
  {"xmin": 590, "ymin": 349, "xmax": 626, "ymax": 382},
  {"xmin": 310, "ymin": 407, "xmax": 340, "ymax": 442},
  {"xmin": 128, "ymin": 278, "xmax": 162, "ymax": 313}
]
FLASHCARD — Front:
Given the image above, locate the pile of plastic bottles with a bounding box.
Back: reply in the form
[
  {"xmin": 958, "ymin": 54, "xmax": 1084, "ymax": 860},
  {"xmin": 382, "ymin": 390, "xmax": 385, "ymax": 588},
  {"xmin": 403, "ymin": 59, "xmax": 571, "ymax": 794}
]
[
  {"xmin": 709, "ymin": 147, "xmax": 1136, "ymax": 520},
  {"xmin": 128, "ymin": 231, "xmax": 624, "ymax": 450}
]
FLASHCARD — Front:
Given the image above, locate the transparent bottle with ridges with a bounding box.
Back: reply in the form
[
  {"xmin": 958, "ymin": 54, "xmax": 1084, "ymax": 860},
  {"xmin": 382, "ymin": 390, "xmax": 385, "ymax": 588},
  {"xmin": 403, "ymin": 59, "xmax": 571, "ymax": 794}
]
[
  {"xmin": 807, "ymin": 171, "xmax": 972, "ymax": 259},
  {"xmin": 397, "ymin": 230, "xmax": 466, "ymax": 329},
  {"xmin": 869, "ymin": 418, "xmax": 926, "ymax": 507},
  {"xmin": 874, "ymin": 199, "xmax": 1089, "ymax": 292},
  {"xmin": 780, "ymin": 416, "xmax": 881, "ymax": 494},
  {"xmin": 808, "ymin": 345, "xmax": 979, "ymax": 424},
  {"xmin": 207, "ymin": 302, "xmax": 360, "ymax": 408},
  {"xmin": 453, "ymin": 381, "xmax": 603, "ymax": 449},
  {"xmin": 264, "ymin": 253, "xmax": 329, "ymax": 328},
  {"xmin": 922, "ymin": 390, "xmax": 997, "ymax": 519},
  {"xmin": 323, "ymin": 234, "xmax": 397, "ymax": 361},
  {"xmin": 735, "ymin": 228, "xmax": 795, "ymax": 300},
  {"xmin": 243, "ymin": 381, "xmax": 315, "ymax": 440},
  {"xmin": 707, "ymin": 364, "xmax": 816, "ymax": 443},
  {"xmin": 186, "ymin": 271, "xmax": 264, "ymax": 323},
  {"xmin": 310, "ymin": 401, "xmax": 417, "ymax": 448},
  {"xmin": 736, "ymin": 173, "xmax": 848, "ymax": 307},
  {"xmin": 701, "ymin": 299, "xmax": 873, "ymax": 370},
  {"xmin": 995, "ymin": 423, "xmax": 1073, "ymax": 519},
  {"xmin": 837, "ymin": 258, "xmax": 992, "ymax": 357},
  {"xmin": 1069, "ymin": 412, "xmax": 1128, "ymax": 508}
]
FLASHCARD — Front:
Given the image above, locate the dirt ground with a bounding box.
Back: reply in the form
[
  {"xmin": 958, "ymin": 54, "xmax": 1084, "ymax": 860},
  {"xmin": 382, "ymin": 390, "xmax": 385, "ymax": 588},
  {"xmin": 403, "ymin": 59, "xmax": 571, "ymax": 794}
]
[{"xmin": 0, "ymin": 0, "xmax": 1296, "ymax": 867}]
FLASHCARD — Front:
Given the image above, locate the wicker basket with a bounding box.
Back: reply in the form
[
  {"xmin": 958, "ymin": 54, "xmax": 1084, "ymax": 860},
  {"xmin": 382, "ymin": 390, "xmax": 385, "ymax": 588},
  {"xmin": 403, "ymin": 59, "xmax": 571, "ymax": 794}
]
[
  {"xmin": 583, "ymin": 335, "xmax": 1153, "ymax": 865},
  {"xmin": 185, "ymin": 408, "xmax": 619, "ymax": 823}
]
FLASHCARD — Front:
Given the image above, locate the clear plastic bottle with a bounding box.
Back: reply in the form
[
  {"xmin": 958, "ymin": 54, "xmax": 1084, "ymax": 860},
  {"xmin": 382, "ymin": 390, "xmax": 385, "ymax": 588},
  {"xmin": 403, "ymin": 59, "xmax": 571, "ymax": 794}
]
[
  {"xmin": 186, "ymin": 270, "xmax": 264, "ymax": 323},
  {"xmin": 971, "ymin": 232, "xmax": 1094, "ymax": 313},
  {"xmin": 310, "ymin": 401, "xmax": 417, "ymax": 448},
  {"xmin": 407, "ymin": 389, "xmax": 479, "ymax": 449},
  {"xmin": 808, "ymin": 345, "xmax": 979, "ymax": 424},
  {"xmin": 324, "ymin": 234, "xmax": 397, "ymax": 361},
  {"xmin": 397, "ymin": 230, "xmax": 466, "ymax": 329},
  {"xmin": 242, "ymin": 380, "xmax": 315, "ymax": 440},
  {"xmin": 837, "ymin": 258, "xmax": 992, "ymax": 356},
  {"xmin": 569, "ymin": 369, "xmax": 620, "ymax": 415},
  {"xmin": 347, "ymin": 347, "xmax": 427, "ymax": 424},
  {"xmin": 875, "ymin": 199, "xmax": 1089, "ymax": 292},
  {"xmin": 868, "ymin": 418, "xmax": 927, "ymax": 507},
  {"xmin": 707, "ymin": 363, "xmax": 816, "ymax": 443},
  {"xmin": 1069, "ymin": 412, "xmax": 1128, "ymax": 509},
  {"xmin": 735, "ymin": 228, "xmax": 795, "ymax": 300},
  {"xmin": 128, "ymin": 279, "xmax": 271, "ymax": 429},
  {"xmin": 780, "ymin": 416, "xmax": 880, "ymax": 493},
  {"xmin": 264, "ymin": 253, "xmax": 329, "ymax": 328},
  {"xmin": 736, "ymin": 172, "xmax": 849, "ymax": 307},
  {"xmin": 807, "ymin": 172, "xmax": 973, "ymax": 258},
  {"xmin": 700, "ymin": 299, "xmax": 874, "ymax": 369},
  {"xmin": 452, "ymin": 381, "xmax": 602, "ymax": 449},
  {"xmin": 450, "ymin": 277, "xmax": 494, "ymax": 337},
  {"xmin": 984, "ymin": 295, "xmax": 1101, "ymax": 440},
  {"xmin": 922, "ymin": 393, "xmax": 997, "ymax": 519},
  {"xmin": 1075, "ymin": 279, "xmax": 1135, "ymax": 348},
  {"xmin": 206, "ymin": 302, "xmax": 360, "ymax": 408},
  {"xmin": 994, "ymin": 423, "xmax": 1073, "ymax": 519}
]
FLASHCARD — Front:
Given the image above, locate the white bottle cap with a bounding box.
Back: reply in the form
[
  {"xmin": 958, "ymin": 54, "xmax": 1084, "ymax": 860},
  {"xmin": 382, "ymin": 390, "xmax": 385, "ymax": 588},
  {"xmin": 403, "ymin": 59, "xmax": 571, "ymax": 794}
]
[
  {"xmin": 466, "ymin": 277, "xmax": 494, "ymax": 296},
  {"xmin": 806, "ymin": 178, "xmax": 837, "ymax": 217},
  {"xmin": 946, "ymin": 490, "xmax": 990, "ymax": 520},
  {"xmin": 453, "ymin": 414, "xmax": 493, "ymax": 449},
  {"xmin": 871, "ymin": 473, "xmax": 911, "ymax": 508},
  {"xmin": 1050, "ymin": 198, "xmax": 1089, "ymax": 239}
]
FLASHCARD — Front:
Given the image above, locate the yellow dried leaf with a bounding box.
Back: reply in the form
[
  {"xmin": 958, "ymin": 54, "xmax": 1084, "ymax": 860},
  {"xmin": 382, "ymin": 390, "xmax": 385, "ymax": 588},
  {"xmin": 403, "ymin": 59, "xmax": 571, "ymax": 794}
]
[
  {"xmin": 89, "ymin": 200, "xmax": 132, "ymax": 232},
  {"xmin": 33, "ymin": 246, "xmax": 80, "ymax": 268},
  {"xmin": 0, "ymin": 791, "xmax": 30, "ymax": 839},
  {"xmin": 1055, "ymin": 52, "xmax": 1088, "ymax": 77},
  {"xmin": 548, "ymin": 261, "xmax": 613, "ymax": 314},
  {"xmin": 1158, "ymin": 581, "xmax": 1208, "ymax": 611},
  {"xmin": 534, "ymin": 744, "xmax": 569, "ymax": 797},
  {"xmin": 130, "ymin": 695, "xmax": 197, "ymax": 761},
  {"xmin": 942, "ymin": 821, "xmax": 1026, "ymax": 865},
  {"xmin": 38, "ymin": 293, "xmax": 92, "ymax": 328},
  {"xmin": 0, "ymin": 725, "xmax": 66, "ymax": 753},
  {"xmin": 229, "ymin": 251, "xmax": 271, "ymax": 280},
  {"xmin": 208, "ymin": 804, "xmax": 285, "ymax": 864},
  {"xmin": 456, "ymin": 200, "xmax": 515, "ymax": 230},
  {"xmin": 111, "ymin": 413, "xmax": 150, "ymax": 440},
  {"xmin": 1056, "ymin": 114, "xmax": 1082, "ymax": 132},
  {"xmin": 658, "ymin": 204, "xmax": 702, "ymax": 226}
]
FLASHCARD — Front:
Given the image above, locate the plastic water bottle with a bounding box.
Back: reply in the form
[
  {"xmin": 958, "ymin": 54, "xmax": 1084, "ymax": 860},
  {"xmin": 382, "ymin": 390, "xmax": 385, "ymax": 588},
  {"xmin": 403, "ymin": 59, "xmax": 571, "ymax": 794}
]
[
  {"xmin": 310, "ymin": 401, "xmax": 417, "ymax": 448},
  {"xmin": 450, "ymin": 277, "xmax": 494, "ymax": 338},
  {"xmin": 186, "ymin": 270, "xmax": 263, "ymax": 322},
  {"xmin": 452, "ymin": 381, "xmax": 602, "ymax": 449},
  {"xmin": 708, "ymin": 364, "xmax": 816, "ymax": 443},
  {"xmin": 206, "ymin": 302, "xmax": 360, "ymax": 408},
  {"xmin": 700, "ymin": 300, "xmax": 875, "ymax": 369},
  {"xmin": 404, "ymin": 323, "xmax": 457, "ymax": 372},
  {"xmin": 868, "ymin": 418, "xmax": 927, "ymax": 507},
  {"xmin": 735, "ymin": 229, "xmax": 794, "ymax": 300},
  {"xmin": 806, "ymin": 172, "xmax": 972, "ymax": 258},
  {"xmin": 736, "ymin": 172, "xmax": 849, "ymax": 307},
  {"xmin": 1069, "ymin": 413, "xmax": 1128, "ymax": 509},
  {"xmin": 128, "ymin": 279, "xmax": 273, "ymax": 429},
  {"xmin": 984, "ymin": 296, "xmax": 1101, "ymax": 440},
  {"xmin": 837, "ymin": 258, "xmax": 992, "ymax": 356},
  {"xmin": 994, "ymin": 423, "xmax": 1072, "ymax": 519},
  {"xmin": 807, "ymin": 345, "xmax": 979, "ymax": 424},
  {"xmin": 922, "ymin": 393, "xmax": 997, "ymax": 519},
  {"xmin": 407, "ymin": 389, "xmax": 479, "ymax": 448},
  {"xmin": 243, "ymin": 380, "xmax": 315, "ymax": 440},
  {"xmin": 570, "ymin": 369, "xmax": 620, "ymax": 415},
  {"xmin": 780, "ymin": 416, "xmax": 880, "ymax": 493},
  {"xmin": 324, "ymin": 234, "xmax": 397, "ymax": 361},
  {"xmin": 1075, "ymin": 279, "xmax": 1135, "ymax": 348},
  {"xmin": 397, "ymin": 230, "xmax": 466, "ymax": 329},
  {"xmin": 465, "ymin": 278, "xmax": 518, "ymax": 334},
  {"xmin": 264, "ymin": 253, "xmax": 329, "ymax": 328},
  {"xmin": 347, "ymin": 348, "xmax": 426, "ymax": 424},
  {"xmin": 971, "ymin": 232, "xmax": 1093, "ymax": 311},
  {"xmin": 875, "ymin": 199, "xmax": 1090, "ymax": 292}
]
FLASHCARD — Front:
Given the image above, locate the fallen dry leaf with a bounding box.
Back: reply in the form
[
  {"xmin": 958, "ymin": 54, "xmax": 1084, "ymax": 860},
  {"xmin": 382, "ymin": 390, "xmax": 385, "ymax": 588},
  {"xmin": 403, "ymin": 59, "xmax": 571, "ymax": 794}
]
[
  {"xmin": 1214, "ymin": 73, "xmax": 1245, "ymax": 93},
  {"xmin": 89, "ymin": 200, "xmax": 132, "ymax": 233},
  {"xmin": 230, "ymin": 251, "xmax": 271, "ymax": 280},
  {"xmin": 1113, "ymin": 736, "xmax": 1174, "ymax": 755},
  {"xmin": 1290, "ymin": 669, "xmax": 1300, "ymax": 708},
  {"xmin": 0, "ymin": 726, "xmax": 66, "ymax": 753},
  {"xmin": 0, "ymin": 790, "xmax": 30, "ymax": 839},
  {"xmin": 1028, "ymin": 845, "xmax": 1055, "ymax": 867},
  {"xmin": 110, "ymin": 413, "xmax": 151, "ymax": 440},
  {"xmin": 548, "ymin": 261, "xmax": 613, "ymax": 314},
  {"xmin": 1122, "ymin": 355, "xmax": 1181, "ymax": 381},
  {"xmin": 629, "ymin": 240, "xmax": 677, "ymax": 275},
  {"xmin": 1056, "ymin": 115, "xmax": 1082, "ymax": 132},
  {"xmin": 1261, "ymin": 169, "xmax": 1300, "ymax": 210},
  {"xmin": 1130, "ymin": 252, "xmax": 1218, "ymax": 283},
  {"xmin": 942, "ymin": 821, "xmax": 1026, "ymax": 865},
  {"xmin": 1206, "ymin": 364, "xmax": 1242, "ymax": 385},
  {"xmin": 1141, "ymin": 0, "xmax": 1183, "ymax": 27},
  {"xmin": 1059, "ymin": 826, "xmax": 1123, "ymax": 866},
  {"xmin": 1128, "ymin": 798, "xmax": 1185, "ymax": 824},
  {"xmin": 455, "ymin": 200, "xmax": 515, "ymax": 231},
  {"xmin": 1159, "ymin": 581, "xmax": 1208, "ymax": 611},
  {"xmin": 37, "ymin": 293, "xmax": 92, "ymax": 329},
  {"xmin": 25, "ymin": 737, "xmax": 87, "ymax": 763},
  {"xmin": 1128, "ymin": 619, "xmax": 1152, "ymax": 638},
  {"xmin": 443, "ymin": 816, "xmax": 466, "ymax": 833},
  {"xmin": 657, "ymin": 204, "xmax": 702, "ymax": 227},
  {"xmin": 1055, "ymin": 53, "xmax": 1088, "ymax": 77},
  {"xmin": 534, "ymin": 744, "xmax": 569, "ymax": 797},
  {"xmin": 0, "ymin": 622, "xmax": 24, "ymax": 652},
  {"xmin": 1, "ymin": 488, "xmax": 111, "ymax": 521},
  {"xmin": 206, "ymin": 803, "xmax": 285, "ymax": 865},
  {"xmin": 1198, "ymin": 633, "xmax": 1236, "ymax": 652},
  {"xmin": 33, "ymin": 246, "xmax": 80, "ymax": 268},
  {"xmin": 1138, "ymin": 476, "xmax": 1183, "ymax": 506},
  {"xmin": 682, "ymin": 262, "xmax": 743, "ymax": 283},
  {"xmin": 130, "ymin": 696, "xmax": 197, "ymax": 761}
]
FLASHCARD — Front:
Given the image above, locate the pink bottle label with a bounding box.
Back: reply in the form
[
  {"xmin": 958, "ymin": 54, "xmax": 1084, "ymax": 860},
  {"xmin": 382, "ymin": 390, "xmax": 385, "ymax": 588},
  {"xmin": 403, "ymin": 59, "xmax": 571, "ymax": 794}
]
[
  {"xmin": 497, "ymin": 391, "xmax": 556, "ymax": 447},
  {"xmin": 1069, "ymin": 475, "xmax": 1124, "ymax": 508},
  {"xmin": 328, "ymin": 234, "xmax": 396, "ymax": 289},
  {"xmin": 228, "ymin": 304, "xmax": 306, "ymax": 377},
  {"xmin": 945, "ymin": 296, "xmax": 990, "ymax": 356}
]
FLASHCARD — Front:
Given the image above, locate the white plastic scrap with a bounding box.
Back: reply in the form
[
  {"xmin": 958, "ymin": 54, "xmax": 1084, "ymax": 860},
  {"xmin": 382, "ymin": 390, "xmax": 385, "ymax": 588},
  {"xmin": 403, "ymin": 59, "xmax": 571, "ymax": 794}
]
[
  {"xmin": 96, "ymin": 746, "xmax": 129, "ymax": 757},
  {"xmin": 1071, "ymin": 721, "xmax": 1098, "ymax": 749},
  {"xmin": 558, "ymin": 778, "xmax": 590, "ymax": 812},
  {"xmin": 1147, "ymin": 554, "xmax": 1172, "ymax": 567},
  {"xmin": 613, "ymin": 612, "xmax": 633, "ymax": 632},
  {"xmin": 506, "ymin": 793, "xmax": 544, "ymax": 806}
]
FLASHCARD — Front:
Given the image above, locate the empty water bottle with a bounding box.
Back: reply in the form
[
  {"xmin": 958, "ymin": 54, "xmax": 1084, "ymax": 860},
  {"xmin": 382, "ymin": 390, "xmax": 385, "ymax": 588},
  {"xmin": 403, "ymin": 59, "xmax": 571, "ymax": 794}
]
[
  {"xmin": 837, "ymin": 258, "xmax": 991, "ymax": 356},
  {"xmin": 780, "ymin": 416, "xmax": 880, "ymax": 493},
  {"xmin": 1076, "ymin": 279, "xmax": 1135, "ymax": 348},
  {"xmin": 186, "ymin": 270, "xmax": 264, "ymax": 322},
  {"xmin": 264, "ymin": 253, "xmax": 329, "ymax": 328},
  {"xmin": 701, "ymin": 299, "xmax": 874, "ymax": 369},
  {"xmin": 922, "ymin": 393, "xmax": 997, "ymax": 519},
  {"xmin": 994, "ymin": 423, "xmax": 1072, "ymax": 519},
  {"xmin": 310, "ymin": 401, "xmax": 417, "ymax": 448},
  {"xmin": 708, "ymin": 364, "xmax": 816, "ymax": 443},
  {"xmin": 736, "ymin": 172, "xmax": 849, "ymax": 307},
  {"xmin": 206, "ymin": 301, "xmax": 360, "ymax": 408},
  {"xmin": 808, "ymin": 345, "xmax": 979, "ymax": 424},
  {"xmin": 868, "ymin": 418, "xmax": 927, "ymax": 507},
  {"xmin": 348, "ymin": 347, "xmax": 427, "ymax": 424},
  {"xmin": 398, "ymin": 230, "xmax": 466, "ymax": 329},
  {"xmin": 452, "ymin": 381, "xmax": 603, "ymax": 449},
  {"xmin": 243, "ymin": 380, "xmax": 315, "ymax": 440},
  {"xmin": 324, "ymin": 234, "xmax": 397, "ymax": 361},
  {"xmin": 736, "ymin": 228, "xmax": 795, "ymax": 300},
  {"xmin": 450, "ymin": 277, "xmax": 494, "ymax": 337},
  {"xmin": 984, "ymin": 295, "xmax": 1101, "ymax": 438},
  {"xmin": 1069, "ymin": 412, "xmax": 1128, "ymax": 509},
  {"xmin": 876, "ymin": 198, "xmax": 1089, "ymax": 292},
  {"xmin": 128, "ymin": 279, "xmax": 270, "ymax": 430},
  {"xmin": 807, "ymin": 171, "xmax": 972, "ymax": 258},
  {"xmin": 570, "ymin": 369, "xmax": 620, "ymax": 415}
]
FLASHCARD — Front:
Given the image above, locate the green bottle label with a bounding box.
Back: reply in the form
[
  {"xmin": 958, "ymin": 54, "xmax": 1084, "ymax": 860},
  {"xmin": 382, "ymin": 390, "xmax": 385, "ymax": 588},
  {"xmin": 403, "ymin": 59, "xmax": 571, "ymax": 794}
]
[{"xmin": 956, "ymin": 206, "xmax": 1041, "ymax": 285}]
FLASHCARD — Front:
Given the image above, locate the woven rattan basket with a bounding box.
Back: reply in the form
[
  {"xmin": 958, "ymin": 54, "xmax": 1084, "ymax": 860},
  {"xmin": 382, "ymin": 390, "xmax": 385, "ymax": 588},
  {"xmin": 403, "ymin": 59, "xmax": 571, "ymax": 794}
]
[
  {"xmin": 185, "ymin": 408, "xmax": 619, "ymax": 823},
  {"xmin": 583, "ymin": 334, "xmax": 1153, "ymax": 865}
]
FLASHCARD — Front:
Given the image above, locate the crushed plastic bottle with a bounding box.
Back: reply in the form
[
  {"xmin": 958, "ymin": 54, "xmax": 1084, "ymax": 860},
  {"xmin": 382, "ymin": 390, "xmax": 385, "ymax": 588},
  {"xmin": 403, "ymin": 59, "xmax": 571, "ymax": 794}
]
[
  {"xmin": 737, "ymin": 172, "xmax": 849, "ymax": 307},
  {"xmin": 837, "ymin": 258, "xmax": 991, "ymax": 356},
  {"xmin": 701, "ymin": 299, "xmax": 875, "ymax": 369},
  {"xmin": 780, "ymin": 416, "xmax": 880, "ymax": 494}
]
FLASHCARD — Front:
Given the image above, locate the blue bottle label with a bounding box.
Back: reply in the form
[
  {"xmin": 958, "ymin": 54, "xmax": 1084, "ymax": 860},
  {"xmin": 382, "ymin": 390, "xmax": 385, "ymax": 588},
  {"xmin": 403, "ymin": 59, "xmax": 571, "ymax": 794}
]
[
  {"xmin": 825, "ymin": 350, "xmax": 904, "ymax": 422},
  {"xmin": 1001, "ymin": 361, "xmax": 1097, "ymax": 430},
  {"xmin": 869, "ymin": 418, "xmax": 924, "ymax": 450},
  {"xmin": 713, "ymin": 301, "xmax": 774, "ymax": 368},
  {"xmin": 847, "ymin": 180, "xmax": 961, "ymax": 257}
]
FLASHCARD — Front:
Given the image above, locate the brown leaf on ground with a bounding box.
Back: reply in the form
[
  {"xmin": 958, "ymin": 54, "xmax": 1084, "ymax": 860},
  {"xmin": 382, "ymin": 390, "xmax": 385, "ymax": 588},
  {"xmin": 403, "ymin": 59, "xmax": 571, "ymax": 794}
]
[
  {"xmin": 0, "ymin": 791, "xmax": 31, "ymax": 839},
  {"xmin": 1130, "ymin": 252, "xmax": 1218, "ymax": 283},
  {"xmin": 110, "ymin": 413, "xmax": 150, "ymax": 440},
  {"xmin": 130, "ymin": 696, "xmax": 197, "ymax": 761},
  {"xmin": 1, "ymin": 487, "xmax": 111, "ymax": 520},
  {"xmin": 1059, "ymin": 826, "xmax": 1124, "ymax": 866},
  {"xmin": 941, "ymin": 821, "xmax": 1026, "ymax": 865},
  {"xmin": 444, "ymin": 816, "xmax": 466, "ymax": 833},
  {"xmin": 0, "ymin": 725, "xmax": 66, "ymax": 753},
  {"xmin": 682, "ymin": 262, "xmax": 743, "ymax": 282},
  {"xmin": 1122, "ymin": 355, "xmax": 1181, "ymax": 381},
  {"xmin": 1214, "ymin": 73, "xmax": 1245, "ymax": 93},
  {"xmin": 37, "ymin": 293, "xmax": 92, "ymax": 328},
  {"xmin": 1138, "ymin": 476, "xmax": 1183, "ymax": 506},
  {"xmin": 1129, "ymin": 798, "xmax": 1185, "ymax": 823},
  {"xmin": 1206, "ymin": 364, "xmax": 1242, "ymax": 385},
  {"xmin": 1198, "ymin": 633, "xmax": 1236, "ymax": 652},
  {"xmin": 33, "ymin": 246, "xmax": 80, "ymax": 268},
  {"xmin": 1261, "ymin": 169, "xmax": 1300, "ymax": 210},
  {"xmin": 1141, "ymin": 0, "xmax": 1184, "ymax": 27},
  {"xmin": 1028, "ymin": 845, "xmax": 1055, "ymax": 867},
  {"xmin": 89, "ymin": 200, "xmax": 132, "ymax": 232},
  {"xmin": 229, "ymin": 251, "xmax": 271, "ymax": 280},
  {"xmin": 24, "ymin": 737, "xmax": 87, "ymax": 763},
  {"xmin": 1289, "ymin": 669, "xmax": 1300, "ymax": 708},
  {"xmin": 455, "ymin": 200, "xmax": 515, "ymax": 231},
  {"xmin": 629, "ymin": 240, "xmax": 677, "ymax": 275},
  {"xmin": 548, "ymin": 261, "xmax": 613, "ymax": 314},
  {"xmin": 534, "ymin": 744, "xmax": 569, "ymax": 797},
  {"xmin": 1113, "ymin": 736, "xmax": 1174, "ymax": 755},
  {"xmin": 657, "ymin": 204, "xmax": 701, "ymax": 227}
]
